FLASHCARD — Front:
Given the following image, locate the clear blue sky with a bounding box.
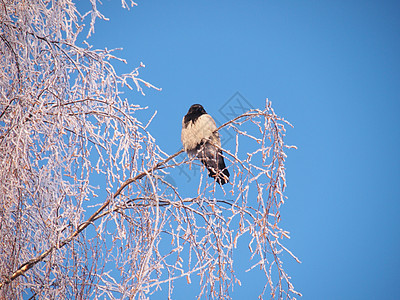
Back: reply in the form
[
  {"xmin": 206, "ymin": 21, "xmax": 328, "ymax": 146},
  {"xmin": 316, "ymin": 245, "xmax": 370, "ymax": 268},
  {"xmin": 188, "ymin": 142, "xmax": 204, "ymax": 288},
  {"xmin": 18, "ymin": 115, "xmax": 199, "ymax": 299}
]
[{"xmin": 77, "ymin": 1, "xmax": 400, "ymax": 299}]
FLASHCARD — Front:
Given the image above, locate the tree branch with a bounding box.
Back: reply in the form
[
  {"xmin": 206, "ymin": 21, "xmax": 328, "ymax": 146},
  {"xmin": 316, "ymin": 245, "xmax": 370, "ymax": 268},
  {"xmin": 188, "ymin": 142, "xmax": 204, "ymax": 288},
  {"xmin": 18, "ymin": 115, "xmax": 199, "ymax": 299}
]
[
  {"xmin": 1, "ymin": 107, "xmax": 293, "ymax": 296},
  {"xmin": 0, "ymin": 148, "xmax": 184, "ymax": 289},
  {"xmin": 0, "ymin": 108, "xmax": 257, "ymax": 289}
]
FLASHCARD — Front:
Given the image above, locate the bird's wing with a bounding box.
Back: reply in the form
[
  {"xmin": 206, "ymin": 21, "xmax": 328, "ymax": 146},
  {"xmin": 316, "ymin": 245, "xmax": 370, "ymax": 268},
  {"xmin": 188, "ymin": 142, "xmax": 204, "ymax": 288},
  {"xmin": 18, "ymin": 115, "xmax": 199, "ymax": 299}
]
[{"xmin": 197, "ymin": 142, "xmax": 230, "ymax": 185}]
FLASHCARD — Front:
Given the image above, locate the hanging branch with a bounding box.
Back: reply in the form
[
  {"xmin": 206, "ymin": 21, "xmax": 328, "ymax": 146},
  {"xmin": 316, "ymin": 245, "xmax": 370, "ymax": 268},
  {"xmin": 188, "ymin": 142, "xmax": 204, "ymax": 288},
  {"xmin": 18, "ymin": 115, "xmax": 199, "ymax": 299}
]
[
  {"xmin": 0, "ymin": 1, "xmax": 299, "ymax": 298},
  {"xmin": 0, "ymin": 148, "xmax": 183, "ymax": 290}
]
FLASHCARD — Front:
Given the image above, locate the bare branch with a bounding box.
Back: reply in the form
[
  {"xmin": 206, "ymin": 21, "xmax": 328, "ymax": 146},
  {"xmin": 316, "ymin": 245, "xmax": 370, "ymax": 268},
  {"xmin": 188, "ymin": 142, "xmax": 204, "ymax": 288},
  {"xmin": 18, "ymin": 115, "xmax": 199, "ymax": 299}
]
[{"xmin": 0, "ymin": 1, "xmax": 298, "ymax": 299}]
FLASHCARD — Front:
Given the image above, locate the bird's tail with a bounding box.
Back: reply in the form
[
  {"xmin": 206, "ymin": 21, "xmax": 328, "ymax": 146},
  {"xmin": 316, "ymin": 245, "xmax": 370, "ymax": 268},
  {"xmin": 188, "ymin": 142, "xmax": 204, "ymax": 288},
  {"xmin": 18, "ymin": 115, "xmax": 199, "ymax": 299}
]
[{"xmin": 208, "ymin": 162, "xmax": 230, "ymax": 185}]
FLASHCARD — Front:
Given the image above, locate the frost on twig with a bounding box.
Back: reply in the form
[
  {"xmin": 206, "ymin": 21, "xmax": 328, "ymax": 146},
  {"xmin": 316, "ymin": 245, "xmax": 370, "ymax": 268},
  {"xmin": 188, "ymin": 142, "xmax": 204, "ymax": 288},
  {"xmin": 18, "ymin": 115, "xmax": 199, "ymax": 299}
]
[{"xmin": 0, "ymin": 1, "xmax": 299, "ymax": 299}]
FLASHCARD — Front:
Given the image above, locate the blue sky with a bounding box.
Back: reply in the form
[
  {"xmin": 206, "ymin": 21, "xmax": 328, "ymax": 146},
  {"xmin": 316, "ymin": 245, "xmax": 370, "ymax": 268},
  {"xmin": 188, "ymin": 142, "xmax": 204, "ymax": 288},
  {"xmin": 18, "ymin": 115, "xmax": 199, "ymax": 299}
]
[{"xmin": 77, "ymin": 0, "xmax": 400, "ymax": 299}]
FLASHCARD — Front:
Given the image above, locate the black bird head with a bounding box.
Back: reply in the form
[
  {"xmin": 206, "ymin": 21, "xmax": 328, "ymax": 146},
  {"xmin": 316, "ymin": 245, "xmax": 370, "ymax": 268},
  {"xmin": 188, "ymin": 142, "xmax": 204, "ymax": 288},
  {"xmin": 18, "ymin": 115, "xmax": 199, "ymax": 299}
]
[
  {"xmin": 187, "ymin": 104, "xmax": 206, "ymax": 115},
  {"xmin": 184, "ymin": 104, "xmax": 207, "ymax": 125}
]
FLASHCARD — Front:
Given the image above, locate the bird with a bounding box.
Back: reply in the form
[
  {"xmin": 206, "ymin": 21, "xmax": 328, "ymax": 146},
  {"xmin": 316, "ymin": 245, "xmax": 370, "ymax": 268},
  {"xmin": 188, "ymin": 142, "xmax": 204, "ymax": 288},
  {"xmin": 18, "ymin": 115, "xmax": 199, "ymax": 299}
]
[{"xmin": 181, "ymin": 104, "xmax": 230, "ymax": 185}]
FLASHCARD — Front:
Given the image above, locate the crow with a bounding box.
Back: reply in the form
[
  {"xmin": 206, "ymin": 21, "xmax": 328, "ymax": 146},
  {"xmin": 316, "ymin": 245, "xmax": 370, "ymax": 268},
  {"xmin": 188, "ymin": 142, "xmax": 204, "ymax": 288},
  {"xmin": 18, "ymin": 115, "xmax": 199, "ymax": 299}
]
[{"xmin": 181, "ymin": 104, "xmax": 230, "ymax": 185}]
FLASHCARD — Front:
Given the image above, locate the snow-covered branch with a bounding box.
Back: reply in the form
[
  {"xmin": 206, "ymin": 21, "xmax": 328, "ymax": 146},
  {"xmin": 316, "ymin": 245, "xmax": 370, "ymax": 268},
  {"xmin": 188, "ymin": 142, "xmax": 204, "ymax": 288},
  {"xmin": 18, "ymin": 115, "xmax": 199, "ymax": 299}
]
[{"xmin": 0, "ymin": 1, "xmax": 299, "ymax": 299}]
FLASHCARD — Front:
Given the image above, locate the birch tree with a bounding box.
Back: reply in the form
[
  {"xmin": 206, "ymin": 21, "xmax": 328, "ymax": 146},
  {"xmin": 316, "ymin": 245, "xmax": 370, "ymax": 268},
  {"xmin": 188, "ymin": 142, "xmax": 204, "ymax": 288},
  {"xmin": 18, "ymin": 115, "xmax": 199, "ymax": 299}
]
[{"xmin": 0, "ymin": 1, "xmax": 300, "ymax": 299}]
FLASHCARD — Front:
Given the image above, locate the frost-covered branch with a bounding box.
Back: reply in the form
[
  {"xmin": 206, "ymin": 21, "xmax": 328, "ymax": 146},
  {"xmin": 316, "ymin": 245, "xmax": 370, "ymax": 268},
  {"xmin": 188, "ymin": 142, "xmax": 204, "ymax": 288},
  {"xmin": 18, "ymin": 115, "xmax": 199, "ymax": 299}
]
[{"xmin": 0, "ymin": 1, "xmax": 299, "ymax": 299}]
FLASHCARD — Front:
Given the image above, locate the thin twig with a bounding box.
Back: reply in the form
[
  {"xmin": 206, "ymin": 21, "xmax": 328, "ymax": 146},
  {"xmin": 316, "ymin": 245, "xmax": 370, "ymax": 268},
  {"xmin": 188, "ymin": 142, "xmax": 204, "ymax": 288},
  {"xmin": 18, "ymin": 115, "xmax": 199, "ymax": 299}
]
[{"xmin": 0, "ymin": 148, "xmax": 184, "ymax": 289}]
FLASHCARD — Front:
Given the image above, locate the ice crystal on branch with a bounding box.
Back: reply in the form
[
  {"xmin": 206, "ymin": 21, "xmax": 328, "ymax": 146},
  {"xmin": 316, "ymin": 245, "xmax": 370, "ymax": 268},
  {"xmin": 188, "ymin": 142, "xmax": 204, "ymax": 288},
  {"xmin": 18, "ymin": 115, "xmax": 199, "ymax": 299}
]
[{"xmin": 0, "ymin": 1, "xmax": 299, "ymax": 299}]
